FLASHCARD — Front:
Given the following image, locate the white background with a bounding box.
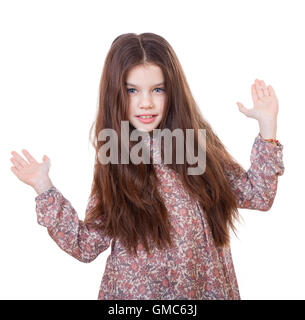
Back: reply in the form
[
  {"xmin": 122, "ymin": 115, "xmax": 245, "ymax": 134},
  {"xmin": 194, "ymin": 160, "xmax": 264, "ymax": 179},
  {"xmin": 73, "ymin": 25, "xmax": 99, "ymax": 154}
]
[{"xmin": 0, "ymin": 0, "xmax": 304, "ymax": 300}]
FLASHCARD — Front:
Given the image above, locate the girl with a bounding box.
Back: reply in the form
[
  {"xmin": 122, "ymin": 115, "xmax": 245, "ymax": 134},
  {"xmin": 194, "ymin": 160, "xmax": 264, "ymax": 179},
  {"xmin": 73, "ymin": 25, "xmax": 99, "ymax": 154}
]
[{"xmin": 10, "ymin": 33, "xmax": 284, "ymax": 300}]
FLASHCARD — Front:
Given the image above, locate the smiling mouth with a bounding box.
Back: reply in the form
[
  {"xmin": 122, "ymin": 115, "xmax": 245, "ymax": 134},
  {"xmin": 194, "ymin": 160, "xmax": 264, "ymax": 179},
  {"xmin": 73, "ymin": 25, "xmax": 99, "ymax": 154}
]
[
  {"xmin": 135, "ymin": 115, "xmax": 158, "ymax": 124},
  {"xmin": 136, "ymin": 115, "xmax": 158, "ymax": 119}
]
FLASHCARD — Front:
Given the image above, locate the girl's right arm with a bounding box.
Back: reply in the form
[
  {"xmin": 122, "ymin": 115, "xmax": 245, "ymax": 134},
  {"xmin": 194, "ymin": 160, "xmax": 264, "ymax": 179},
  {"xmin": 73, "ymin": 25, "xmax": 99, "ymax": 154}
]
[
  {"xmin": 10, "ymin": 149, "xmax": 111, "ymax": 263},
  {"xmin": 35, "ymin": 186, "xmax": 111, "ymax": 263}
]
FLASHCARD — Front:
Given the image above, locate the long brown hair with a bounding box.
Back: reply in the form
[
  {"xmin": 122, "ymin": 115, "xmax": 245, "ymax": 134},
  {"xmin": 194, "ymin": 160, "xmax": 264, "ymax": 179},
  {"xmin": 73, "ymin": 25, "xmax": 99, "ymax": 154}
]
[{"xmin": 84, "ymin": 33, "xmax": 241, "ymax": 256}]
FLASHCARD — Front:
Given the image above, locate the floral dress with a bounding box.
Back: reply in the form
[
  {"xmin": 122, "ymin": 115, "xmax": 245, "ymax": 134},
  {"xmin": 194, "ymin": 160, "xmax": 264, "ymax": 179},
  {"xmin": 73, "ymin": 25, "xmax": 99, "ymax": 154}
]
[{"xmin": 35, "ymin": 133, "xmax": 284, "ymax": 300}]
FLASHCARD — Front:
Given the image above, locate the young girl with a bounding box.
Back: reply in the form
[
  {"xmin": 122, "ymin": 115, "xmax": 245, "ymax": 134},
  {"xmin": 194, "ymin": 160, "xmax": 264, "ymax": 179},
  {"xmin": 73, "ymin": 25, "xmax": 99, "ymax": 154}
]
[{"xmin": 10, "ymin": 33, "xmax": 284, "ymax": 300}]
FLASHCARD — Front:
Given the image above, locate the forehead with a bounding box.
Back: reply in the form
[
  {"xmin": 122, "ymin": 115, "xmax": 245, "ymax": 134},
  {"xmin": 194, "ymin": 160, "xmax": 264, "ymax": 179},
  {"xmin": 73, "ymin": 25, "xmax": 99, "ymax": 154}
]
[{"xmin": 125, "ymin": 64, "xmax": 164, "ymax": 87}]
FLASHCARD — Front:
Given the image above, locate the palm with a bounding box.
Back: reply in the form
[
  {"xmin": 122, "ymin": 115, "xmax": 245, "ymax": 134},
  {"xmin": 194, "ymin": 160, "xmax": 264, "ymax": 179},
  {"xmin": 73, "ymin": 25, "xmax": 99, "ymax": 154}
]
[
  {"xmin": 19, "ymin": 162, "xmax": 45, "ymax": 185},
  {"xmin": 237, "ymin": 79, "xmax": 279, "ymax": 121},
  {"xmin": 10, "ymin": 149, "xmax": 50, "ymax": 187}
]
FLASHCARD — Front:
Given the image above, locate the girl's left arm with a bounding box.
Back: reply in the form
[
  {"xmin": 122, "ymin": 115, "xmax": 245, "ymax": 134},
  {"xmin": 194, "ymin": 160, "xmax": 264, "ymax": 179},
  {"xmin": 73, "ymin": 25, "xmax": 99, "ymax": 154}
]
[
  {"xmin": 226, "ymin": 79, "xmax": 285, "ymax": 211},
  {"xmin": 224, "ymin": 133, "xmax": 284, "ymax": 211}
]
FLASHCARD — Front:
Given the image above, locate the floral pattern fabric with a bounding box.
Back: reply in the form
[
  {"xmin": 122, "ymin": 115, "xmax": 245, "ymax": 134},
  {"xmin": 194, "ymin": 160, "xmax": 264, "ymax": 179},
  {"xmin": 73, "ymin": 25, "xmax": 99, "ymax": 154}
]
[{"xmin": 35, "ymin": 133, "xmax": 284, "ymax": 299}]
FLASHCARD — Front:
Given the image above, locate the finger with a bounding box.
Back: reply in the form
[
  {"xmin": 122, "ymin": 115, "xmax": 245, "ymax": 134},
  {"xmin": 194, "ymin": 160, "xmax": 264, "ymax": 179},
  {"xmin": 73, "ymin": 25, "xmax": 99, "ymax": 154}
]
[
  {"xmin": 237, "ymin": 102, "xmax": 251, "ymax": 117},
  {"xmin": 268, "ymin": 85, "xmax": 276, "ymax": 97},
  {"xmin": 10, "ymin": 158, "xmax": 23, "ymax": 170},
  {"xmin": 11, "ymin": 151, "xmax": 29, "ymax": 167},
  {"xmin": 22, "ymin": 149, "xmax": 38, "ymax": 164},
  {"xmin": 260, "ymin": 80, "xmax": 269, "ymax": 96},
  {"xmin": 255, "ymin": 79, "xmax": 264, "ymax": 99},
  {"xmin": 251, "ymin": 84, "xmax": 258, "ymax": 102},
  {"xmin": 11, "ymin": 166, "xmax": 19, "ymax": 175}
]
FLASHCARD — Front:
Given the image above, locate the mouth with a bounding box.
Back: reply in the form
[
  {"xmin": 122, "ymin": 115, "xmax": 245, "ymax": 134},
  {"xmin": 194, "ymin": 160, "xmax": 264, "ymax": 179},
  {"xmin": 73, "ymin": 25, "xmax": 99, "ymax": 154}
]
[{"xmin": 136, "ymin": 114, "xmax": 158, "ymax": 124}]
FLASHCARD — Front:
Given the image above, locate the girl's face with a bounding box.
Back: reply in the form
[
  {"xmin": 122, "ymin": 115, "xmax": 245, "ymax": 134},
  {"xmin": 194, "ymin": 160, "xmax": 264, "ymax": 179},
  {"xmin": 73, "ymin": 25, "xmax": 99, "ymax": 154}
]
[{"xmin": 126, "ymin": 63, "xmax": 166, "ymax": 132}]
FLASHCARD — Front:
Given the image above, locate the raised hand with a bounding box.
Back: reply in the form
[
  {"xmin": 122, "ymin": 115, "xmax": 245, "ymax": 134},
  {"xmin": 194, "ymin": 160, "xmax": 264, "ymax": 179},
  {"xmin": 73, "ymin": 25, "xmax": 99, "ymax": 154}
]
[
  {"xmin": 236, "ymin": 79, "xmax": 279, "ymax": 139},
  {"xmin": 10, "ymin": 149, "xmax": 53, "ymax": 194}
]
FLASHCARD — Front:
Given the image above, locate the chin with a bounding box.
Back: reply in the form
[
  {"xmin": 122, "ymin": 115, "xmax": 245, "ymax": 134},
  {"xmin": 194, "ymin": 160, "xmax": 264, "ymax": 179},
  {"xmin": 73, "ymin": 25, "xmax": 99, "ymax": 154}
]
[
  {"xmin": 137, "ymin": 127, "xmax": 154, "ymax": 133},
  {"xmin": 130, "ymin": 122, "xmax": 156, "ymax": 133}
]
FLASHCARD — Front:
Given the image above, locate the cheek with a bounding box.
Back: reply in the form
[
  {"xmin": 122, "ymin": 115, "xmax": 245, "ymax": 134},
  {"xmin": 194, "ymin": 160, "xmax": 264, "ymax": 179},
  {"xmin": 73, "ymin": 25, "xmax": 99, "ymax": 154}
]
[
  {"xmin": 127, "ymin": 102, "xmax": 134, "ymax": 118},
  {"xmin": 159, "ymin": 97, "xmax": 166, "ymax": 111},
  {"xmin": 161, "ymin": 104, "xmax": 165, "ymax": 113},
  {"xmin": 127, "ymin": 112, "xmax": 133, "ymax": 122},
  {"xmin": 159, "ymin": 103, "xmax": 165, "ymax": 117}
]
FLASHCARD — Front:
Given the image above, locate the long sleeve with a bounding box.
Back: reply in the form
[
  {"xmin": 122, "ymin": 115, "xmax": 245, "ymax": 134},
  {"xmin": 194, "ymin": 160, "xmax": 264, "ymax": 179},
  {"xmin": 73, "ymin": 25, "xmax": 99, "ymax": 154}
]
[
  {"xmin": 35, "ymin": 186, "xmax": 111, "ymax": 263},
  {"xmin": 224, "ymin": 133, "xmax": 284, "ymax": 211}
]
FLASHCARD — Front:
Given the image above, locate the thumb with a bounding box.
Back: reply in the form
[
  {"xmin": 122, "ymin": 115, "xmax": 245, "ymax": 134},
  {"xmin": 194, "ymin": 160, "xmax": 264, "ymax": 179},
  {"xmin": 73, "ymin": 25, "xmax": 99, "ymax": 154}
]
[
  {"xmin": 236, "ymin": 102, "xmax": 251, "ymax": 117},
  {"xmin": 43, "ymin": 155, "xmax": 51, "ymax": 167}
]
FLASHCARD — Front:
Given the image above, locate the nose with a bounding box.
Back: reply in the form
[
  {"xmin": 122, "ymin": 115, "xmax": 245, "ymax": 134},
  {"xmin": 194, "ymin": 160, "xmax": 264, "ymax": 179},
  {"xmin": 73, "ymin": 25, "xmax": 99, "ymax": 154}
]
[
  {"xmin": 140, "ymin": 104, "xmax": 153, "ymax": 110},
  {"xmin": 139, "ymin": 97, "xmax": 154, "ymax": 109},
  {"xmin": 139, "ymin": 91, "xmax": 154, "ymax": 109}
]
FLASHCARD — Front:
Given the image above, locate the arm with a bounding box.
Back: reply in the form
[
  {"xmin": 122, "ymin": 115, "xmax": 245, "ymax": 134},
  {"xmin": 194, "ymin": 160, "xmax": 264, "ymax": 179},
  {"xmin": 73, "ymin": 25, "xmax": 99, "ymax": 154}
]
[
  {"xmin": 9, "ymin": 148, "xmax": 111, "ymax": 262},
  {"xmin": 224, "ymin": 133, "xmax": 284, "ymax": 211},
  {"xmin": 35, "ymin": 186, "xmax": 111, "ymax": 263}
]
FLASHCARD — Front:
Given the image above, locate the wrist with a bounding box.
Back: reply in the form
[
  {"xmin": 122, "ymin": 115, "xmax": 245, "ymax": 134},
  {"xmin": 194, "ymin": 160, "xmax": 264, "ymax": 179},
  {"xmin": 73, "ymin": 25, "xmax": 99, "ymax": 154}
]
[
  {"xmin": 259, "ymin": 118, "xmax": 277, "ymax": 140},
  {"xmin": 33, "ymin": 178, "xmax": 53, "ymax": 195}
]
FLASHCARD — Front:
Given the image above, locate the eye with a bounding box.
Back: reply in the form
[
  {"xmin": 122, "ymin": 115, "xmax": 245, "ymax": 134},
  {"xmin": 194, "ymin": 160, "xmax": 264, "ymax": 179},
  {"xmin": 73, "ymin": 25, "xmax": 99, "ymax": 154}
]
[
  {"xmin": 154, "ymin": 87, "xmax": 165, "ymax": 93},
  {"xmin": 126, "ymin": 87, "xmax": 165, "ymax": 94},
  {"xmin": 127, "ymin": 88, "xmax": 136, "ymax": 94}
]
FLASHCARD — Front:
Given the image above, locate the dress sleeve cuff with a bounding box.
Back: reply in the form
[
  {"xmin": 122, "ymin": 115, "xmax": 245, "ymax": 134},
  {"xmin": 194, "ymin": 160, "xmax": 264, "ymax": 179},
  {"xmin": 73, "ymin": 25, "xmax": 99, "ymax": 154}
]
[
  {"xmin": 35, "ymin": 186, "xmax": 63, "ymax": 227},
  {"xmin": 251, "ymin": 133, "xmax": 285, "ymax": 176},
  {"xmin": 34, "ymin": 186, "xmax": 58, "ymax": 201}
]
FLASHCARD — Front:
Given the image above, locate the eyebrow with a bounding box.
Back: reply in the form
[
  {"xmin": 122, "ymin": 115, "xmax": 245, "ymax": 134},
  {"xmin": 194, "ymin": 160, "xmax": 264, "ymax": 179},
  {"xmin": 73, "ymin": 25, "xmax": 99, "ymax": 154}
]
[{"xmin": 125, "ymin": 82, "xmax": 165, "ymax": 87}]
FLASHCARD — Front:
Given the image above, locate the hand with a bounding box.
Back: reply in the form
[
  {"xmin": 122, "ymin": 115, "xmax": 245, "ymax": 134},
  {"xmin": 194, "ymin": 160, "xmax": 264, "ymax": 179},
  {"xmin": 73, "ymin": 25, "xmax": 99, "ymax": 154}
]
[
  {"xmin": 236, "ymin": 79, "xmax": 278, "ymax": 121},
  {"xmin": 236, "ymin": 79, "xmax": 279, "ymax": 139},
  {"xmin": 10, "ymin": 149, "xmax": 53, "ymax": 194}
]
